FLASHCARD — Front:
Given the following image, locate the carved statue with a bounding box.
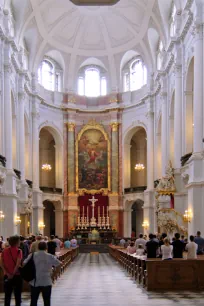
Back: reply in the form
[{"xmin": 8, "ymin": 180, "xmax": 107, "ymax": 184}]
[{"xmin": 156, "ymin": 160, "xmax": 176, "ymax": 193}]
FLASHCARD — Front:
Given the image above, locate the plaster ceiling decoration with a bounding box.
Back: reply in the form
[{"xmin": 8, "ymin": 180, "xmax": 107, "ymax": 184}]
[{"xmin": 13, "ymin": 0, "xmax": 156, "ymax": 59}]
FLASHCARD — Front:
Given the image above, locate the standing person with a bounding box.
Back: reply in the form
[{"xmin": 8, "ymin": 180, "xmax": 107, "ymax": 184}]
[
  {"xmin": 1, "ymin": 235, "xmax": 23, "ymax": 306},
  {"xmin": 24, "ymin": 242, "xmax": 61, "ymax": 306},
  {"xmin": 47, "ymin": 235, "xmax": 57, "ymax": 255},
  {"xmin": 53, "ymin": 236, "xmax": 62, "ymax": 252},
  {"xmin": 194, "ymin": 231, "xmax": 204, "ymax": 254},
  {"xmin": 186, "ymin": 235, "xmax": 198, "ymax": 259},
  {"xmin": 135, "ymin": 234, "xmax": 146, "ymax": 249},
  {"xmin": 19, "ymin": 236, "xmax": 29, "ymax": 260},
  {"xmin": 161, "ymin": 238, "xmax": 173, "ymax": 260},
  {"xmin": 30, "ymin": 236, "xmax": 42, "ymax": 253},
  {"xmin": 172, "ymin": 233, "xmax": 185, "ymax": 258},
  {"xmin": 146, "ymin": 233, "xmax": 159, "ymax": 258}
]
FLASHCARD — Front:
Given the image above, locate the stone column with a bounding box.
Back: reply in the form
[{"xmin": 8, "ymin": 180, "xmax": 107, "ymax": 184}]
[
  {"xmin": 161, "ymin": 92, "xmax": 168, "ymax": 176},
  {"xmin": 18, "ymin": 91, "xmax": 26, "ymax": 182},
  {"xmin": 110, "ymin": 122, "xmax": 119, "ymax": 193},
  {"xmin": 0, "ymin": 38, "xmax": 4, "ymax": 156},
  {"xmin": 31, "ymin": 73, "xmax": 43, "ymax": 235},
  {"xmin": 174, "ymin": 64, "xmax": 182, "ymax": 168},
  {"xmin": 193, "ymin": 24, "xmax": 203, "ymax": 153},
  {"xmin": 2, "ymin": 43, "xmax": 18, "ymax": 236},
  {"xmin": 146, "ymin": 111, "xmax": 154, "ymax": 190},
  {"xmin": 67, "ymin": 122, "xmax": 75, "ymax": 194},
  {"xmin": 55, "ymin": 207, "xmax": 64, "ymax": 238}
]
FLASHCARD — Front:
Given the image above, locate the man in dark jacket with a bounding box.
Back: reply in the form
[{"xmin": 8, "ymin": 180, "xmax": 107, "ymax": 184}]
[
  {"xmin": 172, "ymin": 233, "xmax": 184, "ymax": 258},
  {"xmin": 146, "ymin": 233, "xmax": 159, "ymax": 258}
]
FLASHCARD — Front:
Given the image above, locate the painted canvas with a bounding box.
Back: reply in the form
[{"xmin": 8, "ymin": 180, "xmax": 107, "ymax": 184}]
[{"xmin": 78, "ymin": 129, "xmax": 108, "ymax": 190}]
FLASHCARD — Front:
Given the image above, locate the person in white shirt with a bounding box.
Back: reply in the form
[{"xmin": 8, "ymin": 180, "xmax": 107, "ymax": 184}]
[
  {"xmin": 186, "ymin": 235, "xmax": 198, "ymax": 259},
  {"xmin": 161, "ymin": 237, "xmax": 173, "ymax": 260},
  {"xmin": 135, "ymin": 244, "xmax": 145, "ymax": 256},
  {"xmin": 135, "ymin": 234, "xmax": 147, "ymax": 249},
  {"xmin": 119, "ymin": 238, "xmax": 126, "ymax": 247}
]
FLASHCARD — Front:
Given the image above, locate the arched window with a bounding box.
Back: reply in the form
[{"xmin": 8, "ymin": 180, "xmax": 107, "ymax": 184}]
[
  {"xmin": 123, "ymin": 58, "xmax": 147, "ymax": 92},
  {"xmin": 170, "ymin": 4, "xmax": 176, "ymax": 37},
  {"xmin": 38, "ymin": 58, "xmax": 63, "ymax": 92},
  {"xmin": 78, "ymin": 66, "xmax": 107, "ymax": 97},
  {"xmin": 157, "ymin": 40, "xmax": 164, "ymax": 70}
]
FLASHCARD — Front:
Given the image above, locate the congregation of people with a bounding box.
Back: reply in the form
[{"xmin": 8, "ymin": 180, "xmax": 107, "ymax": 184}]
[
  {"xmin": 0, "ymin": 234, "xmax": 77, "ymax": 306},
  {"xmin": 120, "ymin": 231, "xmax": 204, "ymax": 260}
]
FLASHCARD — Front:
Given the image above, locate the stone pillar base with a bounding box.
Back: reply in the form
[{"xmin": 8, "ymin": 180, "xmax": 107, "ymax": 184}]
[{"xmin": 143, "ymin": 189, "xmax": 155, "ymax": 234}]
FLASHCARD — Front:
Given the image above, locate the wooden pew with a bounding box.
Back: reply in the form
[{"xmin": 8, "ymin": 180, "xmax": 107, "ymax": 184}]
[{"xmin": 109, "ymin": 245, "xmax": 204, "ymax": 291}]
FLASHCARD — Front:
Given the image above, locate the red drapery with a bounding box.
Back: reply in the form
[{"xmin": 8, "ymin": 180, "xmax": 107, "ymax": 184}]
[{"xmin": 78, "ymin": 193, "xmax": 109, "ymax": 222}]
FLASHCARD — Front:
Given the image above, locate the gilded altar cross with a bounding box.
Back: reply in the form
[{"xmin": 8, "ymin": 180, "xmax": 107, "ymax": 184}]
[{"xmin": 89, "ymin": 196, "xmax": 98, "ymax": 226}]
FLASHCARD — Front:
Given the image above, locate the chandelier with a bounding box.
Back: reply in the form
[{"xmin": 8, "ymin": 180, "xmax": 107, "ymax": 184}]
[
  {"xmin": 42, "ymin": 164, "xmax": 52, "ymax": 171},
  {"xmin": 135, "ymin": 163, "xmax": 145, "ymax": 171},
  {"xmin": 0, "ymin": 211, "xmax": 5, "ymax": 222},
  {"xmin": 70, "ymin": 0, "xmax": 120, "ymax": 5}
]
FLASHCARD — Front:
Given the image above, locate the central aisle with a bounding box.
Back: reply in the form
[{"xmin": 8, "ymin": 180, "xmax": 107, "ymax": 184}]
[{"xmin": 48, "ymin": 254, "xmax": 204, "ymax": 306}]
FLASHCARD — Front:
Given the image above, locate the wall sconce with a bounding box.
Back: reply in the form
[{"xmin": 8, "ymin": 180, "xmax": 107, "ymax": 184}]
[
  {"xmin": 183, "ymin": 209, "xmax": 192, "ymax": 222},
  {"xmin": 27, "ymin": 221, "xmax": 30, "ymax": 228},
  {"xmin": 15, "ymin": 216, "xmax": 21, "ymax": 226},
  {"xmin": 38, "ymin": 222, "xmax": 45, "ymax": 231},
  {"xmin": 0, "ymin": 211, "xmax": 5, "ymax": 222},
  {"xmin": 142, "ymin": 220, "xmax": 149, "ymax": 230}
]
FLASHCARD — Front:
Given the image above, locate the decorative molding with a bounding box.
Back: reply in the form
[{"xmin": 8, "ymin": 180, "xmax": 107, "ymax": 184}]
[{"xmin": 110, "ymin": 122, "xmax": 120, "ymax": 132}]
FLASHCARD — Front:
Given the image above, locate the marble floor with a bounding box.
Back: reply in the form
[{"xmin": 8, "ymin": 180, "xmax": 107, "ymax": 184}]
[{"xmin": 1, "ymin": 253, "xmax": 204, "ymax": 305}]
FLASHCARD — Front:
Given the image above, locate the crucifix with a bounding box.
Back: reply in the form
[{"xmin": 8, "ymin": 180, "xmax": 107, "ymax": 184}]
[{"xmin": 89, "ymin": 195, "xmax": 98, "ymax": 227}]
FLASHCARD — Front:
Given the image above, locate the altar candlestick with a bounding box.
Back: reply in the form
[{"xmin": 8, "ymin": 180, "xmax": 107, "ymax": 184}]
[
  {"xmin": 98, "ymin": 206, "xmax": 100, "ymax": 218},
  {"xmin": 87, "ymin": 206, "xmax": 89, "ymax": 218}
]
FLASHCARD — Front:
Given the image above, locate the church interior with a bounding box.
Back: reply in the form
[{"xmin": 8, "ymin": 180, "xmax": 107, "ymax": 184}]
[{"xmin": 0, "ymin": 0, "xmax": 204, "ymax": 305}]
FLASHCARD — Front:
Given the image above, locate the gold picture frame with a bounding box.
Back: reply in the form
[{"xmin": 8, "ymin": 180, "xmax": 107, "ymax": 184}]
[{"xmin": 76, "ymin": 120, "xmax": 111, "ymax": 195}]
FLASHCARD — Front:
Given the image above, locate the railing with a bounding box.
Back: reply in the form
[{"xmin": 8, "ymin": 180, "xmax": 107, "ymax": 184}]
[
  {"xmin": 40, "ymin": 186, "xmax": 63, "ymax": 194},
  {"xmin": 181, "ymin": 152, "xmax": 192, "ymax": 167},
  {"xmin": 124, "ymin": 186, "xmax": 147, "ymax": 194},
  {"xmin": 14, "ymin": 169, "xmax": 21, "ymax": 179},
  {"xmin": 0, "ymin": 155, "xmax": 6, "ymax": 167}
]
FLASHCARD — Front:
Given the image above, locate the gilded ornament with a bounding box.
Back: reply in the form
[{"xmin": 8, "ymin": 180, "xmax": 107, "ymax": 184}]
[
  {"xmin": 110, "ymin": 122, "xmax": 120, "ymax": 132},
  {"xmin": 67, "ymin": 122, "xmax": 76, "ymax": 132}
]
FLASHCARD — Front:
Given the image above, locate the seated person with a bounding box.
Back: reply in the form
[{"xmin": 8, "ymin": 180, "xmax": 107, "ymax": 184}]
[
  {"xmin": 119, "ymin": 238, "xmax": 126, "ymax": 247},
  {"xmin": 127, "ymin": 242, "xmax": 136, "ymax": 254},
  {"xmin": 135, "ymin": 244, "xmax": 145, "ymax": 256},
  {"xmin": 64, "ymin": 238, "xmax": 71, "ymax": 249},
  {"xmin": 70, "ymin": 236, "xmax": 77, "ymax": 247}
]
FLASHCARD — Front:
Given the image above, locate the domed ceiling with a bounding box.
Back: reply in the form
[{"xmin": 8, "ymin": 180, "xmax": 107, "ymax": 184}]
[{"xmin": 14, "ymin": 0, "xmax": 154, "ymax": 57}]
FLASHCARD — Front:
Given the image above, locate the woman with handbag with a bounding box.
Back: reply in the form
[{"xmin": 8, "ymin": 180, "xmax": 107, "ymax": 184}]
[
  {"xmin": 23, "ymin": 241, "xmax": 61, "ymax": 306},
  {"xmin": 0, "ymin": 235, "xmax": 23, "ymax": 306}
]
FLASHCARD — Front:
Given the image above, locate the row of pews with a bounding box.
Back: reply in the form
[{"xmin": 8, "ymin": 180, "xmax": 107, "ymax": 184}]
[
  {"xmin": 0, "ymin": 247, "xmax": 79, "ymax": 292},
  {"xmin": 109, "ymin": 245, "xmax": 204, "ymax": 291}
]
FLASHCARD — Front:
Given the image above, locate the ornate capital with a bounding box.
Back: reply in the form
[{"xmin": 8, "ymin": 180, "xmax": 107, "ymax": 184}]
[
  {"xmin": 18, "ymin": 92, "xmax": 26, "ymax": 102},
  {"xmin": 32, "ymin": 111, "xmax": 40, "ymax": 120},
  {"xmin": 67, "ymin": 122, "xmax": 76, "ymax": 132},
  {"xmin": 146, "ymin": 111, "xmax": 154, "ymax": 119},
  {"xmin": 110, "ymin": 122, "xmax": 119, "ymax": 132}
]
